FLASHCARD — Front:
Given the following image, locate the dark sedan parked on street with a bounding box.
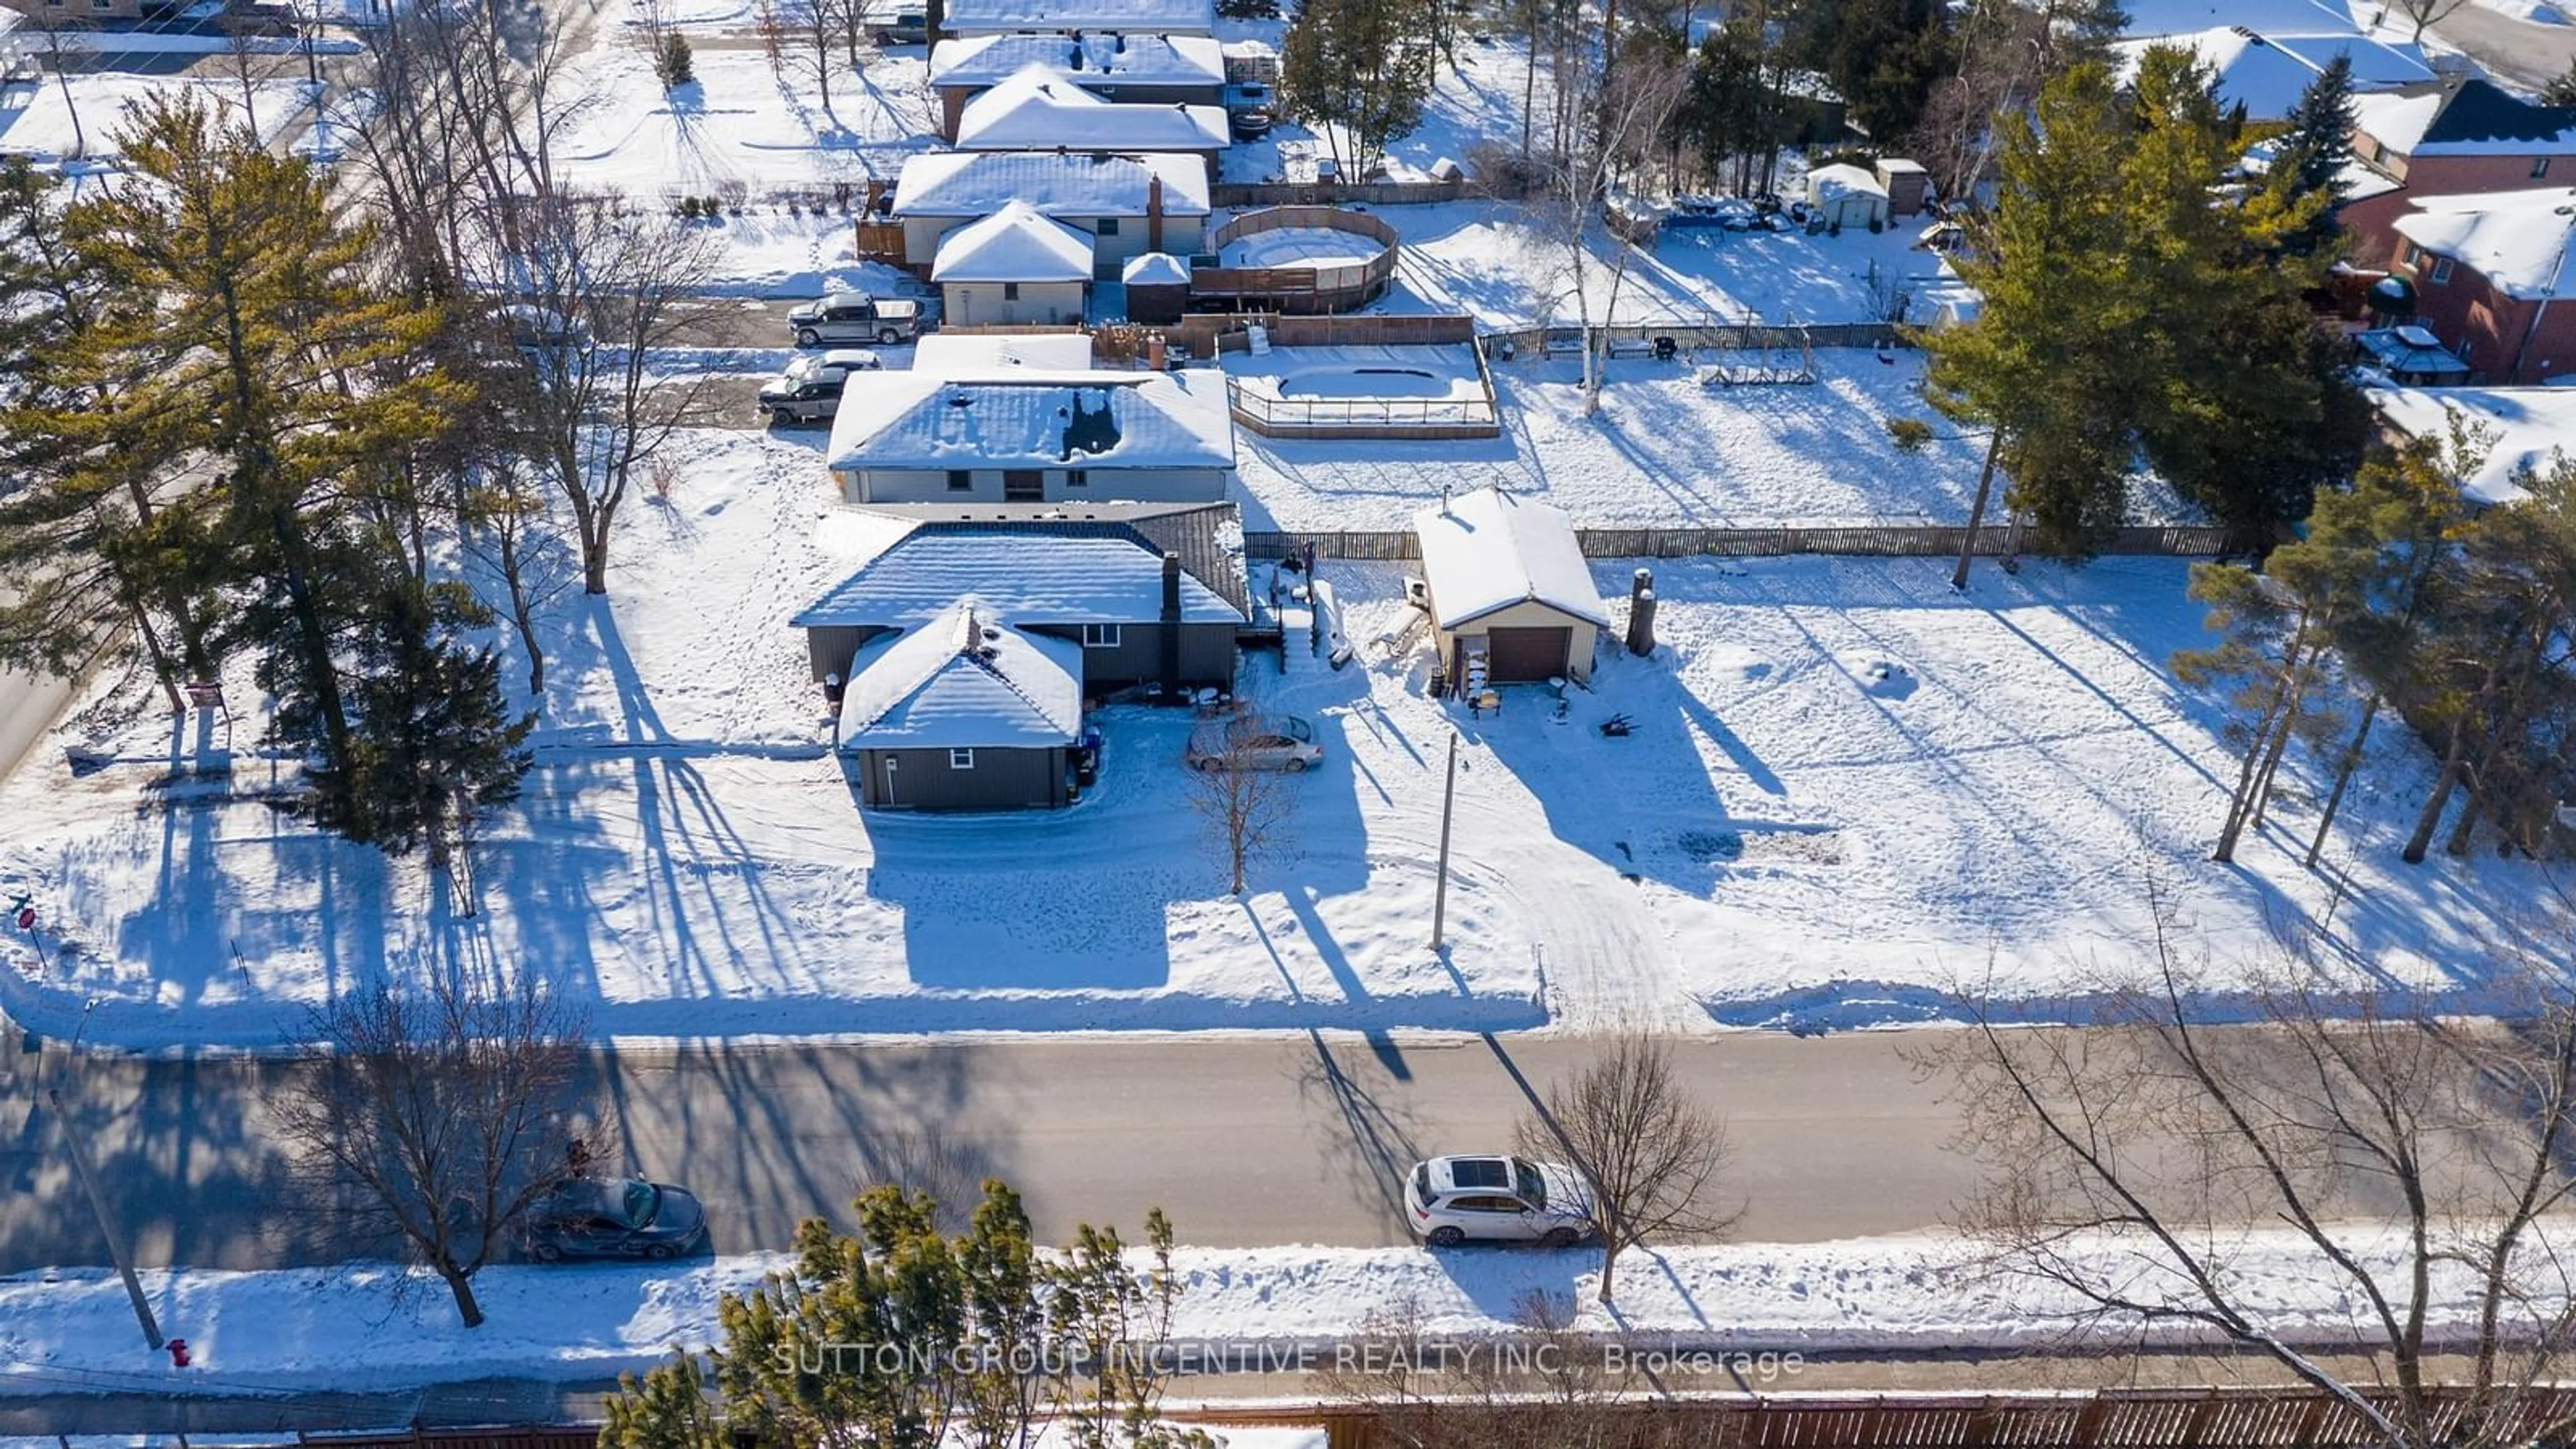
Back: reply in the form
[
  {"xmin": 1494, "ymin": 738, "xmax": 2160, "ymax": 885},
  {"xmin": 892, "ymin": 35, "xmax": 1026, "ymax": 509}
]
[{"xmin": 522, "ymin": 1177, "xmax": 709, "ymax": 1262}]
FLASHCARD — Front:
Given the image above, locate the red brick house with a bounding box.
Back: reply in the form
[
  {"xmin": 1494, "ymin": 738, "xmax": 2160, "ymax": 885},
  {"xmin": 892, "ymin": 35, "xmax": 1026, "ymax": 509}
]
[
  {"xmin": 2388, "ymin": 186, "xmax": 2576, "ymax": 385},
  {"xmin": 2337, "ymin": 76, "xmax": 2576, "ymax": 272}
]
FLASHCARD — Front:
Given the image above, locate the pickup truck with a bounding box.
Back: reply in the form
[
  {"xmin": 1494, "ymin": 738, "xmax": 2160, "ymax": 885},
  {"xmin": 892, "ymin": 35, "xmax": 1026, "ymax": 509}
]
[{"xmin": 787, "ymin": 292, "xmax": 924, "ymax": 347}]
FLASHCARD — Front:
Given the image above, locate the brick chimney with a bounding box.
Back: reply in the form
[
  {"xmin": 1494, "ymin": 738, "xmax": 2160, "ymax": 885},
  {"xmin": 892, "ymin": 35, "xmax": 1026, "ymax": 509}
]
[{"xmin": 1147, "ymin": 173, "xmax": 1165, "ymax": 254}]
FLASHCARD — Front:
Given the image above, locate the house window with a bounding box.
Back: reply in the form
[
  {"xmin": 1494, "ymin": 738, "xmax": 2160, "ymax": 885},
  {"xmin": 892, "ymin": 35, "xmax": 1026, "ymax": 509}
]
[
  {"xmin": 947, "ymin": 469, "xmax": 973, "ymax": 491},
  {"xmin": 2536, "ymin": 158, "xmax": 2555, "ymax": 180},
  {"xmin": 1081, "ymin": 624, "xmax": 1122, "ymax": 648},
  {"xmin": 949, "ymin": 749, "xmax": 975, "ymax": 769},
  {"xmin": 2400, "ymin": 241, "xmax": 2421, "ymax": 268},
  {"xmin": 2430, "ymin": 257, "xmax": 2454, "ymax": 284},
  {"xmin": 1097, "ymin": 217, "xmax": 1120, "ymax": 235},
  {"xmin": 1066, "ymin": 468, "xmax": 1088, "ymax": 488}
]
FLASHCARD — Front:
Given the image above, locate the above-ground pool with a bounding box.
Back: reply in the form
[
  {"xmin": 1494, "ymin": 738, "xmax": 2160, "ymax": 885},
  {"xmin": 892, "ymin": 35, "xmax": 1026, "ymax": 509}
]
[
  {"xmin": 1218, "ymin": 227, "xmax": 1389, "ymax": 272},
  {"xmin": 1276, "ymin": 366, "xmax": 1462, "ymax": 400}
]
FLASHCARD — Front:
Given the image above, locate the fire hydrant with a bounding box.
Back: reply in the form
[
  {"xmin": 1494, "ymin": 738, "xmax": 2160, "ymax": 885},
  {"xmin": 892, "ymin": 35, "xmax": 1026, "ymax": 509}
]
[{"xmin": 167, "ymin": 1339, "xmax": 190, "ymax": 1368}]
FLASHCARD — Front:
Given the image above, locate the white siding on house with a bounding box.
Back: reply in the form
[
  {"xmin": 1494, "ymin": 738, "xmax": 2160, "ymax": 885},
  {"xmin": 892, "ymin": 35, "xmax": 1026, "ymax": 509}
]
[
  {"xmin": 835, "ymin": 466, "xmax": 1230, "ymax": 504},
  {"xmin": 944, "ymin": 280, "xmax": 1088, "ymax": 326},
  {"xmin": 906, "ymin": 213, "xmax": 1208, "ymax": 272}
]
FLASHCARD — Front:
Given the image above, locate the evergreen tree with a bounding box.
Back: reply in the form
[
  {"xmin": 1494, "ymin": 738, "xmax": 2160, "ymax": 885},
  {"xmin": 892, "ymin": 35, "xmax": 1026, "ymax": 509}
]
[
  {"xmin": 1277, "ymin": 0, "xmax": 1435, "ymax": 178},
  {"xmin": 2544, "ymin": 58, "xmax": 2576, "ymax": 109},
  {"xmin": 602, "ymin": 1182, "xmax": 1190, "ymax": 1449},
  {"xmin": 1918, "ymin": 60, "xmax": 2146, "ymax": 568},
  {"xmin": 2267, "ymin": 53, "xmax": 2355, "ymax": 258},
  {"xmin": 1788, "ymin": 0, "xmax": 1951, "ymax": 141},
  {"xmin": 310, "ymin": 578, "xmax": 533, "ymax": 861}
]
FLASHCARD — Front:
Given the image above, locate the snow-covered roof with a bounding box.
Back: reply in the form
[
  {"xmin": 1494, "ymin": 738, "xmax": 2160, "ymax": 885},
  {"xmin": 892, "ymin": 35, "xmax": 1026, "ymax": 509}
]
[
  {"xmin": 894, "ymin": 150, "xmax": 1212, "ymax": 219},
  {"xmin": 930, "ymin": 32, "xmax": 1226, "ymax": 90},
  {"xmin": 2394, "ymin": 187, "xmax": 2576, "ymax": 301},
  {"xmin": 932, "ymin": 200, "xmax": 1097, "ymax": 282},
  {"xmin": 1412, "ymin": 487, "xmax": 1610, "ymax": 632},
  {"xmin": 2355, "ymin": 76, "xmax": 2576, "ymax": 158},
  {"xmin": 2354, "ymin": 325, "xmax": 2470, "ymax": 379},
  {"xmin": 1807, "ymin": 163, "xmax": 1887, "ymax": 202},
  {"xmin": 1122, "ymin": 251, "xmax": 1192, "ymax": 285},
  {"xmin": 798, "ymin": 525, "xmax": 1246, "ymax": 629},
  {"xmin": 2114, "ymin": 0, "xmax": 2359, "ymax": 38},
  {"xmin": 825, "ymin": 367, "xmax": 1236, "ymax": 473},
  {"xmin": 837, "ymin": 601, "xmax": 1083, "ymax": 752},
  {"xmin": 2112, "ymin": 27, "xmax": 2428, "ymax": 121},
  {"xmin": 953, "ymin": 65, "xmax": 1230, "ymax": 153},
  {"xmin": 2370, "ymin": 385, "xmax": 2576, "ymax": 508},
  {"xmin": 941, "ymin": 0, "xmax": 1214, "ymax": 34},
  {"xmin": 915, "ymin": 331, "xmax": 1098, "ymax": 372}
]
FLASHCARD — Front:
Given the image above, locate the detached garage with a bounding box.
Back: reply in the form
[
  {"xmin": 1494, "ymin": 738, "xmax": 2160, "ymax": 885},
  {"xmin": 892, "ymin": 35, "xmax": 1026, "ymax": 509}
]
[{"xmin": 1412, "ymin": 486, "xmax": 1609, "ymax": 698}]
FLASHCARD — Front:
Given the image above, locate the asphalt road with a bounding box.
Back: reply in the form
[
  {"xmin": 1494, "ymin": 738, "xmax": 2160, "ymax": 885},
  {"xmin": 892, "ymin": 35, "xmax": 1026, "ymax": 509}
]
[
  {"xmin": 0, "ymin": 1027, "xmax": 1986, "ymax": 1271},
  {"xmin": 2432, "ymin": 7, "xmax": 2576, "ymax": 92},
  {"xmin": 0, "ymin": 668, "xmax": 73, "ymax": 794}
]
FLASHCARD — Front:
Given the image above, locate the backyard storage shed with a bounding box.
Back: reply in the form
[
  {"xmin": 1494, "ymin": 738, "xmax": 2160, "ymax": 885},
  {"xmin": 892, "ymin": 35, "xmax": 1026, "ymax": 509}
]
[
  {"xmin": 1806, "ymin": 163, "xmax": 1889, "ymax": 230},
  {"xmin": 1874, "ymin": 158, "xmax": 1929, "ymax": 215},
  {"xmin": 1122, "ymin": 251, "xmax": 1191, "ymax": 324},
  {"xmin": 932, "ymin": 201, "xmax": 1095, "ymax": 325},
  {"xmin": 1412, "ymin": 486, "xmax": 1609, "ymax": 692},
  {"xmin": 837, "ymin": 600, "xmax": 1084, "ymax": 810}
]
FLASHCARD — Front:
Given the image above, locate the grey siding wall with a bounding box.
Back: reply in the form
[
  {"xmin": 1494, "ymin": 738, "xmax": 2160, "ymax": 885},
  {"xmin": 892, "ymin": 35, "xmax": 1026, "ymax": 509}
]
[
  {"xmin": 806, "ymin": 625, "xmax": 892, "ymax": 682},
  {"xmin": 902, "ymin": 213, "xmax": 1209, "ymax": 270},
  {"xmin": 1025, "ymin": 622, "xmax": 1235, "ymax": 692},
  {"xmin": 943, "ymin": 280, "xmax": 1088, "ymax": 327},
  {"xmin": 861, "ymin": 745, "xmax": 1066, "ymax": 810}
]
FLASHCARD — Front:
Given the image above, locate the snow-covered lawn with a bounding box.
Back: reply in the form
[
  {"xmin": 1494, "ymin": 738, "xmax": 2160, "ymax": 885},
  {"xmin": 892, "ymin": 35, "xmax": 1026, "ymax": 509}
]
[
  {"xmin": 0, "ymin": 430, "xmax": 1545, "ymax": 1049},
  {"xmin": 549, "ymin": 42, "xmax": 936, "ymax": 195},
  {"xmin": 0, "ymin": 1228, "xmax": 2542, "ymax": 1395},
  {"xmin": 0, "ymin": 75, "xmax": 320, "ymax": 166},
  {"xmin": 1230, "ymin": 352, "xmax": 2157, "ymax": 531},
  {"xmin": 1365, "ymin": 200, "xmax": 1947, "ymax": 329},
  {"xmin": 0, "ymin": 411, "xmax": 2544, "ymax": 1049}
]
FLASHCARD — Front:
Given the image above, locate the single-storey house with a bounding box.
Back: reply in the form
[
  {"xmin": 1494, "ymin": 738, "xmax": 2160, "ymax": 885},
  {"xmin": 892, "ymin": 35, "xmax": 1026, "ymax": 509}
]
[
  {"xmin": 797, "ymin": 503, "xmax": 1252, "ymax": 809},
  {"xmin": 824, "ymin": 332, "xmax": 1236, "ymax": 504},
  {"xmin": 836, "ymin": 599, "xmax": 1085, "ymax": 810},
  {"xmin": 891, "ymin": 151, "xmax": 1211, "ymax": 276},
  {"xmin": 939, "ymin": 0, "xmax": 1214, "ymax": 36},
  {"xmin": 928, "ymin": 32, "xmax": 1225, "ymax": 140},
  {"xmin": 932, "ymin": 200, "xmax": 1095, "ymax": 325},
  {"xmin": 1412, "ymin": 486, "xmax": 1609, "ymax": 693},
  {"xmin": 1805, "ymin": 164, "xmax": 1888, "ymax": 231},
  {"xmin": 2390, "ymin": 185, "xmax": 2576, "ymax": 384},
  {"xmin": 951, "ymin": 66, "xmax": 1229, "ymax": 171}
]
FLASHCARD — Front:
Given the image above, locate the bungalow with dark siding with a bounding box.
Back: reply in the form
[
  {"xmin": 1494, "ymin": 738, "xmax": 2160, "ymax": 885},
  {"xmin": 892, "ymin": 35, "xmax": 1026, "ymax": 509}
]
[{"xmin": 794, "ymin": 502, "xmax": 1252, "ymax": 810}]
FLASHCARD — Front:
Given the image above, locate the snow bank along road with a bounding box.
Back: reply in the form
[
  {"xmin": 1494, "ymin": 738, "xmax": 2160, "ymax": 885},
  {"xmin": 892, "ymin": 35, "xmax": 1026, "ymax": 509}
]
[{"xmin": 0, "ymin": 1026, "xmax": 1984, "ymax": 1272}]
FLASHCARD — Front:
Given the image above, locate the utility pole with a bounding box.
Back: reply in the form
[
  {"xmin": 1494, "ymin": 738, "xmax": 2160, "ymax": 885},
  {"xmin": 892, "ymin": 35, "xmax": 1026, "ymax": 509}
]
[
  {"xmin": 48, "ymin": 1001, "xmax": 161, "ymax": 1350},
  {"xmin": 1430, "ymin": 733, "xmax": 1459, "ymax": 951}
]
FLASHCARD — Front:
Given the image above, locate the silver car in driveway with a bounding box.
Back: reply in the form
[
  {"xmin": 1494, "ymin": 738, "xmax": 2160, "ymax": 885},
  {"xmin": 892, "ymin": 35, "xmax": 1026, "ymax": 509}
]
[
  {"xmin": 1184, "ymin": 713, "xmax": 1324, "ymax": 773},
  {"xmin": 1403, "ymin": 1154, "xmax": 1593, "ymax": 1248}
]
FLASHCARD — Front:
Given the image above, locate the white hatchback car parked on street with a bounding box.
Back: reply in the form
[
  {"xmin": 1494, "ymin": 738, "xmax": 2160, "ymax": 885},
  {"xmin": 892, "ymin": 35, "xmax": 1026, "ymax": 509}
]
[{"xmin": 1403, "ymin": 1154, "xmax": 1593, "ymax": 1248}]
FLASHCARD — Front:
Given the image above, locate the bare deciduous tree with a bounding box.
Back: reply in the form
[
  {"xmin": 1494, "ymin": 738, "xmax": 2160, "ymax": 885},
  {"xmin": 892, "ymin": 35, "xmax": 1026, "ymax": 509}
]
[
  {"xmin": 1528, "ymin": 38, "xmax": 1688, "ymax": 414},
  {"xmin": 1186, "ymin": 712, "xmax": 1301, "ymax": 896},
  {"xmin": 268, "ymin": 973, "xmax": 602, "ymax": 1328},
  {"xmin": 1931, "ymin": 907, "xmax": 2576, "ymax": 1449},
  {"xmin": 1518, "ymin": 1033, "xmax": 1741, "ymax": 1303},
  {"xmin": 498, "ymin": 193, "xmax": 722, "ymax": 594},
  {"xmin": 2390, "ymin": 0, "xmax": 2471, "ymax": 44}
]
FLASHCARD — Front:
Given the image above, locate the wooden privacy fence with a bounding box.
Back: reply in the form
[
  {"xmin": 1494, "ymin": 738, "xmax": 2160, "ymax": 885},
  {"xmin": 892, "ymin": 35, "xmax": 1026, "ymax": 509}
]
[
  {"xmin": 1481, "ymin": 321, "xmax": 1912, "ymax": 358},
  {"xmin": 270, "ymin": 1384, "xmax": 2576, "ymax": 1448},
  {"xmin": 1190, "ymin": 207, "xmax": 1402, "ymax": 316},
  {"xmin": 1213, "ymin": 178, "xmax": 1468, "ymax": 207},
  {"xmin": 1167, "ymin": 311, "xmax": 1479, "ymax": 358},
  {"xmin": 1246, "ymin": 523, "xmax": 2236, "ymax": 561}
]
